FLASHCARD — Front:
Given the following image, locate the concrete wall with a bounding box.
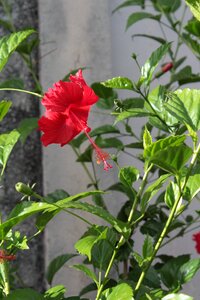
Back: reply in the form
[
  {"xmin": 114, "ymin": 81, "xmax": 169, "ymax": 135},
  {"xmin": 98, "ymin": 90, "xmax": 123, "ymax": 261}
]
[{"xmin": 39, "ymin": 0, "xmax": 200, "ymax": 298}]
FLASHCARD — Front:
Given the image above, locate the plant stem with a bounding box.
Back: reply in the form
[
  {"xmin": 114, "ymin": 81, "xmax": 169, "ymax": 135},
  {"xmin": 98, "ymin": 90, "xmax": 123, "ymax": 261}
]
[
  {"xmin": 134, "ymin": 142, "xmax": 200, "ymax": 297},
  {"xmin": 1, "ymin": 261, "xmax": 10, "ymax": 296},
  {"xmin": 0, "ymin": 88, "xmax": 42, "ymax": 98},
  {"xmin": 95, "ymin": 165, "xmax": 152, "ymax": 300}
]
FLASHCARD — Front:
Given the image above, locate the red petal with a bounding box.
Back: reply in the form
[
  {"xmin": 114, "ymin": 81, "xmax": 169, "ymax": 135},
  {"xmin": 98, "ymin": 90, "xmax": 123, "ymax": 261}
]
[
  {"xmin": 42, "ymin": 81, "xmax": 83, "ymax": 112},
  {"xmin": 82, "ymin": 85, "xmax": 99, "ymax": 105},
  {"xmin": 38, "ymin": 112, "xmax": 80, "ymax": 146},
  {"xmin": 69, "ymin": 105, "xmax": 91, "ymax": 130},
  {"xmin": 70, "ymin": 69, "xmax": 87, "ymax": 87}
]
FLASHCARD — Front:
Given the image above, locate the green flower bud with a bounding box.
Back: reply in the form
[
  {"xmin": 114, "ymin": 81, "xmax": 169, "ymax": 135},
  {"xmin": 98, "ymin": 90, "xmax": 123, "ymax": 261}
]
[{"xmin": 15, "ymin": 182, "xmax": 34, "ymax": 196}]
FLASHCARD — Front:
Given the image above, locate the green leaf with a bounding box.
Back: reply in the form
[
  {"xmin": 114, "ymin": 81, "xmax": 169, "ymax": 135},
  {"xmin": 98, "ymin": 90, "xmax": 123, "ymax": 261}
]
[
  {"xmin": 45, "ymin": 189, "xmax": 70, "ymax": 203},
  {"xmin": 182, "ymin": 33, "xmax": 200, "ymax": 58},
  {"xmin": 0, "ymin": 201, "xmax": 51, "ymax": 240},
  {"xmin": 58, "ymin": 201, "xmax": 128, "ymax": 235},
  {"xmin": 46, "ymin": 254, "xmax": 77, "ymax": 285},
  {"xmin": 185, "ymin": 0, "xmax": 200, "ymax": 21},
  {"xmin": 141, "ymin": 174, "xmax": 170, "ymax": 211},
  {"xmin": 0, "ymin": 100, "xmax": 12, "ymax": 122},
  {"xmin": 126, "ymin": 12, "xmax": 161, "ymax": 31},
  {"xmin": 0, "ymin": 30, "xmax": 35, "ymax": 72},
  {"xmin": 185, "ymin": 18, "xmax": 200, "ymax": 37},
  {"xmin": 153, "ymin": 0, "xmax": 181, "ymax": 13},
  {"xmin": 184, "ymin": 164, "xmax": 200, "ymax": 200},
  {"xmin": 160, "ymin": 255, "xmax": 190, "ymax": 289},
  {"xmin": 174, "ymin": 89, "xmax": 200, "ymax": 131},
  {"xmin": 142, "ymin": 235, "xmax": 153, "ymax": 259},
  {"xmin": 44, "ymin": 285, "xmax": 66, "ymax": 300},
  {"xmin": 119, "ymin": 166, "xmax": 139, "ymax": 188},
  {"xmin": 114, "ymin": 108, "xmax": 152, "ymax": 124},
  {"xmin": 4, "ymin": 288, "xmax": 44, "ymax": 300},
  {"xmin": 18, "ymin": 117, "xmax": 38, "ymax": 143},
  {"xmin": 91, "ymin": 82, "xmax": 117, "ymax": 110},
  {"xmin": 102, "ymin": 77, "xmax": 134, "ymax": 91},
  {"xmin": 145, "ymin": 85, "xmax": 178, "ymax": 131},
  {"xmin": 164, "ymin": 92, "xmax": 196, "ymax": 130},
  {"xmin": 91, "ymin": 228, "xmax": 116, "ymax": 271},
  {"xmin": 165, "ymin": 181, "xmax": 180, "ymax": 209},
  {"xmin": 132, "ymin": 34, "xmax": 166, "ymax": 44},
  {"xmin": 148, "ymin": 145, "xmax": 193, "ymax": 174},
  {"xmin": 95, "ymin": 137, "xmax": 124, "ymax": 150},
  {"xmin": 144, "ymin": 135, "xmax": 186, "ymax": 159},
  {"xmin": 112, "ymin": 0, "xmax": 145, "ymax": 13},
  {"xmin": 75, "ymin": 235, "xmax": 97, "ymax": 261},
  {"xmin": 73, "ymin": 264, "xmax": 98, "ymax": 284},
  {"xmin": 139, "ymin": 43, "xmax": 171, "ymax": 86},
  {"xmin": 36, "ymin": 191, "xmax": 105, "ymax": 233},
  {"xmin": 0, "ymin": 129, "xmax": 20, "ymax": 175},
  {"xmin": 0, "ymin": 78, "xmax": 24, "ymax": 89},
  {"xmin": 162, "ymin": 294, "xmax": 193, "ymax": 300},
  {"xmin": 102, "ymin": 283, "xmax": 133, "ymax": 300},
  {"xmin": 179, "ymin": 258, "xmax": 200, "ymax": 284},
  {"xmin": 76, "ymin": 146, "xmax": 92, "ymax": 162},
  {"xmin": 143, "ymin": 127, "xmax": 152, "ymax": 149}
]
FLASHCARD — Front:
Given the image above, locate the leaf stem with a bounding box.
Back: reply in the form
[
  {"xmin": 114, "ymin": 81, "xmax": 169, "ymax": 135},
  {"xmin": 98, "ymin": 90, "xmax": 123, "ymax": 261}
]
[{"xmin": 0, "ymin": 88, "xmax": 42, "ymax": 98}]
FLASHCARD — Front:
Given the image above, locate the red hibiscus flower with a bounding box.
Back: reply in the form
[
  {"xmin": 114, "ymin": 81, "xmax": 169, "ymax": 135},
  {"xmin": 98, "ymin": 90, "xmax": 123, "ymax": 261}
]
[
  {"xmin": 193, "ymin": 232, "xmax": 200, "ymax": 254},
  {"xmin": 38, "ymin": 69, "xmax": 112, "ymax": 171},
  {"xmin": 0, "ymin": 250, "xmax": 16, "ymax": 263}
]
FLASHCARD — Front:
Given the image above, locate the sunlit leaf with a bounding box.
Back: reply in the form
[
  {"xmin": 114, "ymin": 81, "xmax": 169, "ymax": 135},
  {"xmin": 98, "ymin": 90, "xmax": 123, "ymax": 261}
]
[
  {"xmin": 102, "ymin": 77, "xmax": 134, "ymax": 91},
  {"xmin": 0, "ymin": 29, "xmax": 35, "ymax": 72},
  {"xmin": 139, "ymin": 43, "xmax": 171, "ymax": 86},
  {"xmin": 0, "ymin": 100, "xmax": 12, "ymax": 122},
  {"xmin": 0, "ymin": 129, "xmax": 20, "ymax": 175}
]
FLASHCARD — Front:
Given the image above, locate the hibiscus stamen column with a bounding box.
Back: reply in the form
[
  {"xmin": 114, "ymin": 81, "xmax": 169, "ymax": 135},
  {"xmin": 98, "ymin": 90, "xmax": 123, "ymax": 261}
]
[{"xmin": 83, "ymin": 128, "xmax": 112, "ymax": 171}]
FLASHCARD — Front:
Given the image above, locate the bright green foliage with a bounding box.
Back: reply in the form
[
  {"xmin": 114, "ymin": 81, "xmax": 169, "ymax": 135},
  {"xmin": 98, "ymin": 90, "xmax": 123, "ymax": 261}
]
[
  {"xmin": 164, "ymin": 89, "xmax": 200, "ymax": 131},
  {"xmin": 0, "ymin": 100, "xmax": 12, "ymax": 122},
  {"xmin": 138, "ymin": 43, "xmax": 171, "ymax": 86},
  {"xmin": 101, "ymin": 283, "xmax": 133, "ymax": 300},
  {"xmin": 142, "ymin": 235, "xmax": 154, "ymax": 259},
  {"xmin": 102, "ymin": 77, "xmax": 134, "ymax": 91},
  {"xmin": 141, "ymin": 174, "xmax": 170, "ymax": 211},
  {"xmin": 0, "ymin": 129, "xmax": 20, "ymax": 175},
  {"xmin": 185, "ymin": 0, "xmax": 200, "ymax": 21},
  {"xmin": 0, "ymin": 30, "xmax": 35, "ymax": 72},
  {"xmin": 179, "ymin": 258, "xmax": 200, "ymax": 284},
  {"xmin": 143, "ymin": 127, "xmax": 152, "ymax": 149},
  {"xmin": 184, "ymin": 164, "xmax": 200, "ymax": 200},
  {"xmin": 165, "ymin": 181, "xmax": 180, "ymax": 209},
  {"xmin": 119, "ymin": 166, "xmax": 139, "ymax": 188},
  {"xmin": 44, "ymin": 285, "xmax": 66, "ymax": 300}
]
